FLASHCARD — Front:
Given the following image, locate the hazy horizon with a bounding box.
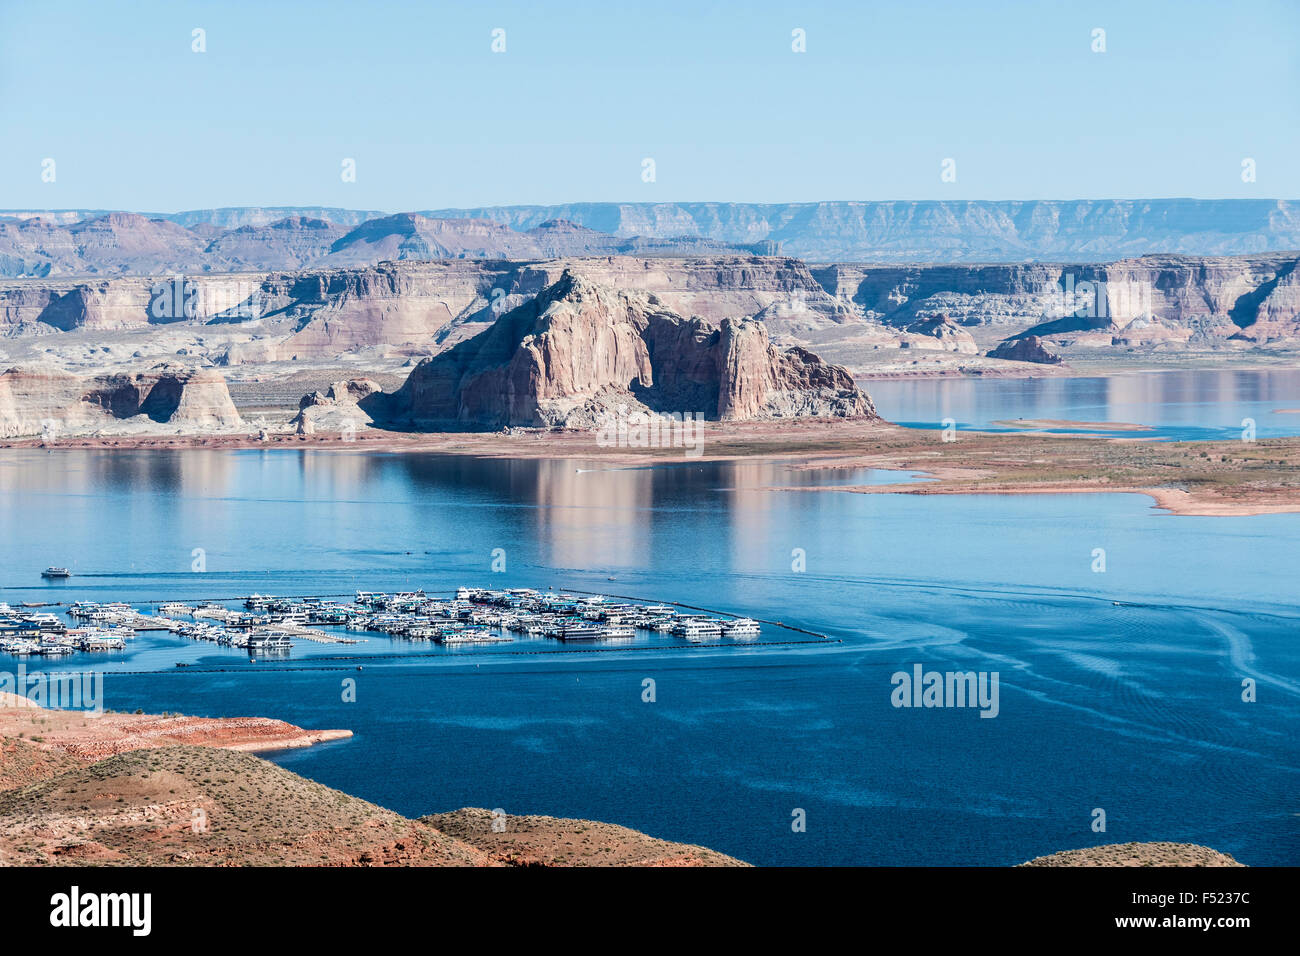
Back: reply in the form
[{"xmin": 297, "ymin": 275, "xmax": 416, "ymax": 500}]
[{"xmin": 3, "ymin": 197, "xmax": 1298, "ymax": 222}]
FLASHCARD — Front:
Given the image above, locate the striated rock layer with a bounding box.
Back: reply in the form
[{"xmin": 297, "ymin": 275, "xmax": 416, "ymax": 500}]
[
  {"xmin": 381, "ymin": 271, "xmax": 876, "ymax": 429},
  {"xmin": 0, "ymin": 363, "xmax": 242, "ymax": 437},
  {"xmin": 816, "ymin": 253, "xmax": 1300, "ymax": 335},
  {"xmin": 4, "ymin": 253, "xmax": 1297, "ymax": 368}
]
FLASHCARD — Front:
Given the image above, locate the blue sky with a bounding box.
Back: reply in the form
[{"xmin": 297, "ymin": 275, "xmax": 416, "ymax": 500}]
[{"xmin": 1, "ymin": 0, "xmax": 1296, "ymax": 211}]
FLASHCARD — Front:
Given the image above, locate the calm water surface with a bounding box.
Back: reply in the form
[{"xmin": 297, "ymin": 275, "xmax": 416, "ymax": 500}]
[
  {"xmin": 1, "ymin": 372, "xmax": 1297, "ymax": 866},
  {"xmin": 868, "ymin": 367, "xmax": 1300, "ymax": 439}
]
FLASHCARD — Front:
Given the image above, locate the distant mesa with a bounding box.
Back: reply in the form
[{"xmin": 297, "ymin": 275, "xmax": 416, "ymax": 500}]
[
  {"xmin": 0, "ymin": 210, "xmax": 769, "ymax": 278},
  {"xmin": 7, "ymin": 199, "xmax": 1300, "ymax": 264},
  {"xmin": 413, "ymin": 199, "xmax": 1300, "ymax": 262}
]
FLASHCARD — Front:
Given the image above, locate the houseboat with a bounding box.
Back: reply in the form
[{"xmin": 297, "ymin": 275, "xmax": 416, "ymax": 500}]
[
  {"xmin": 247, "ymin": 629, "xmax": 293, "ymax": 652},
  {"xmin": 557, "ymin": 623, "xmax": 606, "ymax": 641},
  {"xmin": 673, "ymin": 617, "xmax": 724, "ymax": 637}
]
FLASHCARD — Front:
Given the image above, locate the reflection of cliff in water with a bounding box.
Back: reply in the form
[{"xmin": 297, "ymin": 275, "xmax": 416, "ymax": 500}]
[
  {"xmin": 0, "ymin": 448, "xmax": 235, "ymax": 497},
  {"xmin": 869, "ymin": 368, "xmax": 1300, "ymax": 438},
  {"xmin": 0, "ymin": 446, "xmax": 897, "ymax": 586},
  {"xmin": 369, "ymin": 453, "xmax": 840, "ymax": 576}
]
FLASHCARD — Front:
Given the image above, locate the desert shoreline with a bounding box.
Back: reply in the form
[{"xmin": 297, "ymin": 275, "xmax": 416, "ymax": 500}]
[{"xmin": 774, "ymin": 481, "xmax": 1300, "ymax": 517}]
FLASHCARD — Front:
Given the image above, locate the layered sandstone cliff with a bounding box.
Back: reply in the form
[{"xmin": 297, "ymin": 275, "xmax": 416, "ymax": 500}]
[
  {"xmin": 0, "ymin": 364, "xmax": 242, "ymax": 437},
  {"xmin": 380, "ymin": 272, "xmax": 875, "ymax": 429},
  {"xmin": 817, "ymin": 253, "xmax": 1300, "ymax": 347},
  {"xmin": 6, "ymin": 252, "xmax": 1296, "ymax": 346},
  {"xmin": 2, "ymin": 253, "xmax": 1296, "ymax": 377}
]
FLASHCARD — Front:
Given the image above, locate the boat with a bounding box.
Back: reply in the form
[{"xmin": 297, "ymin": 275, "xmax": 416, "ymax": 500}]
[
  {"xmin": 247, "ymin": 629, "xmax": 293, "ymax": 652},
  {"xmin": 440, "ymin": 629, "xmax": 512, "ymax": 645},
  {"xmin": 723, "ymin": 618, "xmax": 760, "ymax": 636},
  {"xmin": 556, "ymin": 624, "xmax": 606, "ymax": 641},
  {"xmin": 673, "ymin": 617, "xmax": 723, "ymax": 637},
  {"xmin": 41, "ymin": 567, "xmax": 72, "ymax": 579}
]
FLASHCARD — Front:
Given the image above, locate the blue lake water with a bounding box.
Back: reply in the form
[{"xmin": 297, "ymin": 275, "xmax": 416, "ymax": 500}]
[
  {"xmin": 868, "ymin": 367, "xmax": 1300, "ymax": 439},
  {"xmin": 1, "ymin": 372, "xmax": 1297, "ymax": 866}
]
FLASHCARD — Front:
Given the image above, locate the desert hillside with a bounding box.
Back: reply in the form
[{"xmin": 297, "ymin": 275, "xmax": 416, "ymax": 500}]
[
  {"xmin": 425, "ymin": 808, "xmax": 749, "ymax": 867},
  {"xmin": 0, "ymin": 697, "xmax": 745, "ymax": 867},
  {"xmin": 0, "ymin": 744, "xmax": 491, "ymax": 866},
  {"xmin": 1021, "ymin": 842, "xmax": 1245, "ymax": 867}
]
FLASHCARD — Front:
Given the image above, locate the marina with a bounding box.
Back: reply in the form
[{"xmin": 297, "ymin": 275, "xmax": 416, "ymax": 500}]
[
  {"xmin": 0, "ymin": 602, "xmax": 128, "ymax": 656},
  {"xmin": 0, "ymin": 587, "xmax": 796, "ymax": 663}
]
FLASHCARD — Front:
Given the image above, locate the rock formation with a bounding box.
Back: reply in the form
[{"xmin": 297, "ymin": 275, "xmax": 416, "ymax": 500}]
[
  {"xmin": 987, "ymin": 335, "xmax": 1063, "ymax": 364},
  {"xmin": 380, "ymin": 271, "xmax": 875, "ymax": 429},
  {"xmin": 201, "ymin": 216, "xmax": 344, "ymax": 271},
  {"xmin": 291, "ymin": 378, "xmax": 382, "ymax": 432},
  {"xmin": 0, "ymin": 364, "xmax": 242, "ymax": 438},
  {"xmin": 901, "ymin": 315, "xmax": 979, "ymax": 353},
  {"xmin": 815, "ymin": 262, "xmax": 1071, "ymax": 328},
  {"xmin": 0, "ymin": 213, "xmax": 208, "ymax": 276},
  {"xmin": 817, "ymin": 253, "xmax": 1300, "ymax": 352}
]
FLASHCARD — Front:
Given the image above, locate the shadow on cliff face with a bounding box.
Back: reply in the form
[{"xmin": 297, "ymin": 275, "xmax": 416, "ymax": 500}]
[
  {"xmin": 138, "ymin": 377, "xmax": 185, "ymax": 422},
  {"xmin": 1229, "ymin": 259, "xmax": 1298, "ymax": 330},
  {"xmin": 354, "ymin": 388, "xmax": 426, "ymax": 431},
  {"xmin": 84, "ymin": 374, "xmax": 184, "ymax": 423},
  {"xmin": 628, "ymin": 376, "xmax": 718, "ymax": 418}
]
